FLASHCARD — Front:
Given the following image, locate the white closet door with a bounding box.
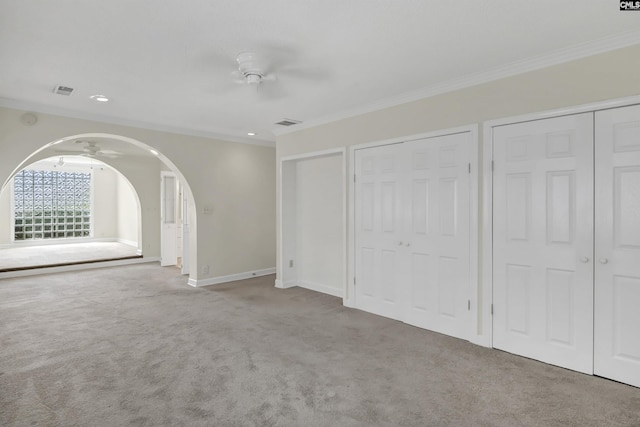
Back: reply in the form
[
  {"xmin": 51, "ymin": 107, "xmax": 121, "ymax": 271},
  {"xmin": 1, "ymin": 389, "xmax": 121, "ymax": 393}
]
[
  {"xmin": 594, "ymin": 105, "xmax": 640, "ymax": 388},
  {"xmin": 355, "ymin": 143, "xmax": 406, "ymax": 321},
  {"xmin": 493, "ymin": 114, "xmax": 594, "ymax": 374},
  {"xmin": 403, "ymin": 133, "xmax": 470, "ymax": 340}
]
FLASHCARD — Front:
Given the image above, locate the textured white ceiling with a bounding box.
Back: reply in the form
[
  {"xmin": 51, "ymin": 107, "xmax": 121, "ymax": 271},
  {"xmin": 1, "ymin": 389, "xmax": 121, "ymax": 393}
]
[{"xmin": 0, "ymin": 0, "xmax": 638, "ymax": 144}]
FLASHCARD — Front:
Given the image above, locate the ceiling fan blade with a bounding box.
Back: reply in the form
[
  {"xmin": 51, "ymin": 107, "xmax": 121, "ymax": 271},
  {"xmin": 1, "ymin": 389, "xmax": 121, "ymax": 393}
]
[
  {"xmin": 256, "ymin": 81, "xmax": 287, "ymax": 101},
  {"xmin": 230, "ymin": 70, "xmax": 246, "ymax": 84},
  {"xmin": 262, "ymin": 73, "xmax": 277, "ymax": 82},
  {"xmin": 279, "ymin": 66, "xmax": 330, "ymax": 81}
]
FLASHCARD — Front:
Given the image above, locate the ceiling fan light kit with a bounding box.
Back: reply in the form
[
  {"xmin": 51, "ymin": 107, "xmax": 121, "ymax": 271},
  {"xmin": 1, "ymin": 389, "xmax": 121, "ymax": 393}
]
[{"xmin": 235, "ymin": 52, "xmax": 274, "ymax": 86}]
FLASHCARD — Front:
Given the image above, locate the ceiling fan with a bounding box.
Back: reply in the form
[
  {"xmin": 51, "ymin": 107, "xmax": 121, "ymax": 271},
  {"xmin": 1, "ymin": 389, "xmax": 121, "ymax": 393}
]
[
  {"xmin": 214, "ymin": 48, "xmax": 329, "ymax": 99},
  {"xmin": 55, "ymin": 140, "xmax": 121, "ymax": 159},
  {"xmin": 231, "ymin": 52, "xmax": 277, "ymax": 87}
]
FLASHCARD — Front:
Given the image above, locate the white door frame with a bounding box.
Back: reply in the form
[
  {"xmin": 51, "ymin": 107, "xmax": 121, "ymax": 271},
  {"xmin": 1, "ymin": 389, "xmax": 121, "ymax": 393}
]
[
  {"xmin": 348, "ymin": 124, "xmax": 479, "ymax": 343},
  {"xmin": 160, "ymin": 170, "xmax": 178, "ymax": 267},
  {"xmin": 482, "ymin": 94, "xmax": 640, "ymax": 349},
  {"xmin": 276, "ymin": 148, "xmax": 347, "ymax": 296}
]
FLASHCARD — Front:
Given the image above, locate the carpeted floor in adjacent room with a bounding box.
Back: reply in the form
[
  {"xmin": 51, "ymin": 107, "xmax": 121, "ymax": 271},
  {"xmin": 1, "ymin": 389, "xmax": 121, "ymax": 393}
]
[{"xmin": 1, "ymin": 264, "xmax": 639, "ymax": 426}]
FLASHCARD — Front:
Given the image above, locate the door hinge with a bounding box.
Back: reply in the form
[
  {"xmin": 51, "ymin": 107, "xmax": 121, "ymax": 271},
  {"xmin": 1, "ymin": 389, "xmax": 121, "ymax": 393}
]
[
  {"xmin": 353, "ymin": 277, "xmax": 356, "ymax": 286},
  {"xmin": 491, "ymin": 304, "xmax": 494, "ymax": 315},
  {"xmin": 468, "ymin": 163, "xmax": 471, "ymax": 174},
  {"xmin": 354, "ymin": 174, "xmax": 356, "ymax": 183},
  {"xmin": 491, "ymin": 160, "xmax": 495, "ymax": 171},
  {"xmin": 468, "ymin": 299, "xmax": 471, "ymax": 311}
]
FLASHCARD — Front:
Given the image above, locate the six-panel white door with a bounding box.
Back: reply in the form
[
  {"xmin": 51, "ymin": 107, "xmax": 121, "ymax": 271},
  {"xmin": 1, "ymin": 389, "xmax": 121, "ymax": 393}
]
[
  {"xmin": 403, "ymin": 134, "xmax": 470, "ymax": 340},
  {"xmin": 354, "ymin": 133, "xmax": 471, "ymax": 339},
  {"xmin": 354, "ymin": 143, "xmax": 405, "ymax": 321},
  {"xmin": 492, "ymin": 114, "xmax": 594, "ymax": 374},
  {"xmin": 594, "ymin": 105, "xmax": 640, "ymax": 388}
]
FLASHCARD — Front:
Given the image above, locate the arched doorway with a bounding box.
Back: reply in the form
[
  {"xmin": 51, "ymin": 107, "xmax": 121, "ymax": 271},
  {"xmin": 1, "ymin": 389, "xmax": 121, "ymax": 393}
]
[{"xmin": 0, "ymin": 133, "xmax": 197, "ymax": 281}]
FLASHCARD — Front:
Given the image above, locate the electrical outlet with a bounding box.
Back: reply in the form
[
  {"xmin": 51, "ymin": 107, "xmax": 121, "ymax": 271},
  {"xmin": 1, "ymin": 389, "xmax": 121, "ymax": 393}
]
[
  {"xmin": 289, "ymin": 259, "xmax": 294, "ymax": 268},
  {"xmin": 202, "ymin": 265, "xmax": 209, "ymax": 274}
]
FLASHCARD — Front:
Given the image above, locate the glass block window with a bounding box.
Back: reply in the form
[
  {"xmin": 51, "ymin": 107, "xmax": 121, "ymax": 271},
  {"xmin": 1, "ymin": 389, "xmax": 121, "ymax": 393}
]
[{"xmin": 14, "ymin": 169, "xmax": 91, "ymax": 241}]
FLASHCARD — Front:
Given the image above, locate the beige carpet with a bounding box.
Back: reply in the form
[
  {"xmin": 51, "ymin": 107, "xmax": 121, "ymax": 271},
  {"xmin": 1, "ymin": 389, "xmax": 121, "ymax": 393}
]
[
  {"xmin": 1, "ymin": 264, "xmax": 639, "ymax": 426},
  {"xmin": 0, "ymin": 241, "xmax": 139, "ymax": 270}
]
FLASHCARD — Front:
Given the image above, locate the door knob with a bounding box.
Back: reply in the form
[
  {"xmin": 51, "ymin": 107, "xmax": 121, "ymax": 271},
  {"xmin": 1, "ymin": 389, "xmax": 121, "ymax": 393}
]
[
  {"xmin": 398, "ymin": 241, "xmax": 403, "ymax": 246},
  {"xmin": 599, "ymin": 258, "xmax": 609, "ymax": 264},
  {"xmin": 580, "ymin": 257, "xmax": 589, "ymax": 263},
  {"xmin": 405, "ymin": 242, "xmax": 411, "ymax": 247}
]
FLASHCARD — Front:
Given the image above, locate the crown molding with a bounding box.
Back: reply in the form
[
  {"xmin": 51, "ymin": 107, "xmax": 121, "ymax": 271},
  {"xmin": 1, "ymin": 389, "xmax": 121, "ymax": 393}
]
[
  {"xmin": 273, "ymin": 30, "xmax": 640, "ymax": 137},
  {"xmin": 0, "ymin": 98, "xmax": 275, "ymax": 148}
]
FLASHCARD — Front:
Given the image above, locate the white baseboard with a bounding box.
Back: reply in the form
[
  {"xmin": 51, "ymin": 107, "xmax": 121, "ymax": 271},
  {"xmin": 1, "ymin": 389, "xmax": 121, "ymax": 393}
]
[
  {"xmin": 274, "ymin": 279, "xmax": 296, "ymax": 289},
  {"xmin": 274, "ymin": 279, "xmax": 344, "ymax": 298},
  {"xmin": 0, "ymin": 236, "xmax": 138, "ymax": 249},
  {"xmin": 116, "ymin": 238, "xmax": 138, "ymax": 248},
  {"xmin": 297, "ymin": 280, "xmax": 344, "ymax": 298},
  {"xmin": 343, "ymin": 298, "xmax": 355, "ymax": 308},
  {"xmin": 276, "ymin": 279, "xmax": 344, "ymax": 298},
  {"xmin": 0, "ymin": 256, "xmax": 160, "ymax": 280},
  {"xmin": 187, "ymin": 267, "xmax": 275, "ymax": 288}
]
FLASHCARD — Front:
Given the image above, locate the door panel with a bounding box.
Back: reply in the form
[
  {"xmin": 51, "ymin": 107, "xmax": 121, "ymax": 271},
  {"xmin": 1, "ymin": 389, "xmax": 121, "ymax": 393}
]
[
  {"xmin": 492, "ymin": 113, "xmax": 594, "ymax": 374},
  {"xmin": 354, "ymin": 144, "xmax": 405, "ymax": 321},
  {"xmin": 594, "ymin": 105, "xmax": 640, "ymax": 388},
  {"xmin": 404, "ymin": 133, "xmax": 470, "ymax": 339}
]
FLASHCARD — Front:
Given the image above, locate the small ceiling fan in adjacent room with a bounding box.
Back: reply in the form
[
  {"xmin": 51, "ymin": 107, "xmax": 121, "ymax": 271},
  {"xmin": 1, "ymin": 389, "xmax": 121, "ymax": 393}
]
[{"xmin": 55, "ymin": 140, "xmax": 121, "ymax": 159}]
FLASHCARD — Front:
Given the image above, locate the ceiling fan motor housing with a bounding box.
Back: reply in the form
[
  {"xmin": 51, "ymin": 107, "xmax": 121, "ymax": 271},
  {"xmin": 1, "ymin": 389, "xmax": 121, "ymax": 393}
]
[{"xmin": 237, "ymin": 52, "xmax": 264, "ymax": 84}]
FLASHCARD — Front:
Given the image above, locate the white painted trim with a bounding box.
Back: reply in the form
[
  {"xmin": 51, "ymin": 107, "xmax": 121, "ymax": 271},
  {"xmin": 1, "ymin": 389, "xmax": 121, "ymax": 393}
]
[
  {"xmin": 484, "ymin": 95, "xmax": 640, "ymax": 129},
  {"xmin": 0, "ymin": 256, "xmax": 159, "ymax": 280},
  {"xmin": 280, "ymin": 147, "xmax": 346, "ymax": 163},
  {"xmin": 188, "ymin": 267, "xmax": 275, "ymax": 288},
  {"xmin": 297, "ymin": 280, "xmax": 344, "ymax": 298},
  {"xmin": 467, "ymin": 125, "xmax": 482, "ymax": 347},
  {"xmin": 480, "ymin": 123, "xmax": 495, "ymax": 348},
  {"xmin": 340, "ymin": 149, "xmax": 349, "ymax": 306},
  {"xmin": 117, "ymin": 238, "xmax": 138, "ymax": 247},
  {"xmin": 0, "ymin": 97, "xmax": 275, "ymax": 148},
  {"xmin": 274, "ymin": 279, "xmax": 297, "ymax": 289},
  {"xmin": 0, "ymin": 236, "xmax": 132, "ymax": 249},
  {"xmin": 350, "ymin": 125, "xmax": 481, "ymax": 152},
  {"xmin": 349, "ymin": 125, "xmax": 481, "ymax": 340},
  {"xmin": 274, "ymin": 31, "xmax": 640, "ymax": 136},
  {"xmin": 277, "ymin": 148, "xmax": 348, "ymax": 303}
]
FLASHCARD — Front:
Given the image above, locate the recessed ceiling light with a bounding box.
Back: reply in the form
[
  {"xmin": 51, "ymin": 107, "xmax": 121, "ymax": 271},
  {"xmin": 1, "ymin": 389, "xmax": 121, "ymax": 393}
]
[
  {"xmin": 247, "ymin": 132, "xmax": 256, "ymax": 136},
  {"xmin": 90, "ymin": 94, "xmax": 109, "ymax": 102},
  {"xmin": 149, "ymin": 149, "xmax": 159, "ymax": 156}
]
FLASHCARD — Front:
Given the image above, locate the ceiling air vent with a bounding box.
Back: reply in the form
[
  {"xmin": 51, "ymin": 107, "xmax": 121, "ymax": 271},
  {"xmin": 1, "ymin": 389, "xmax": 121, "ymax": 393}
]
[
  {"xmin": 53, "ymin": 85, "xmax": 74, "ymax": 96},
  {"xmin": 275, "ymin": 118, "xmax": 301, "ymax": 127}
]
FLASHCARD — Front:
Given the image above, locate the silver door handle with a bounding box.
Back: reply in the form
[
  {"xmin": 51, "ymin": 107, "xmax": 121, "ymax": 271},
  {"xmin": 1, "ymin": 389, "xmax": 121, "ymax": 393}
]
[
  {"xmin": 405, "ymin": 242, "xmax": 411, "ymax": 247},
  {"xmin": 398, "ymin": 241, "xmax": 403, "ymax": 246},
  {"xmin": 580, "ymin": 257, "xmax": 589, "ymax": 263},
  {"xmin": 599, "ymin": 258, "xmax": 609, "ymax": 264}
]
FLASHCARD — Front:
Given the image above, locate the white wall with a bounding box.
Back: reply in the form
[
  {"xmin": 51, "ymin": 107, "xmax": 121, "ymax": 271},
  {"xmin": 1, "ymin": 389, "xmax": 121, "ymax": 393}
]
[
  {"xmin": 294, "ymin": 155, "xmax": 343, "ymax": 296},
  {"xmin": 92, "ymin": 166, "xmax": 118, "ymax": 239},
  {"xmin": 116, "ymin": 172, "xmax": 139, "ymax": 245},
  {"xmin": 0, "ymin": 107, "xmax": 276, "ymax": 282},
  {"xmin": 0, "ymin": 185, "xmax": 11, "ymax": 244},
  {"xmin": 275, "ymin": 43, "xmax": 640, "ymax": 339}
]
